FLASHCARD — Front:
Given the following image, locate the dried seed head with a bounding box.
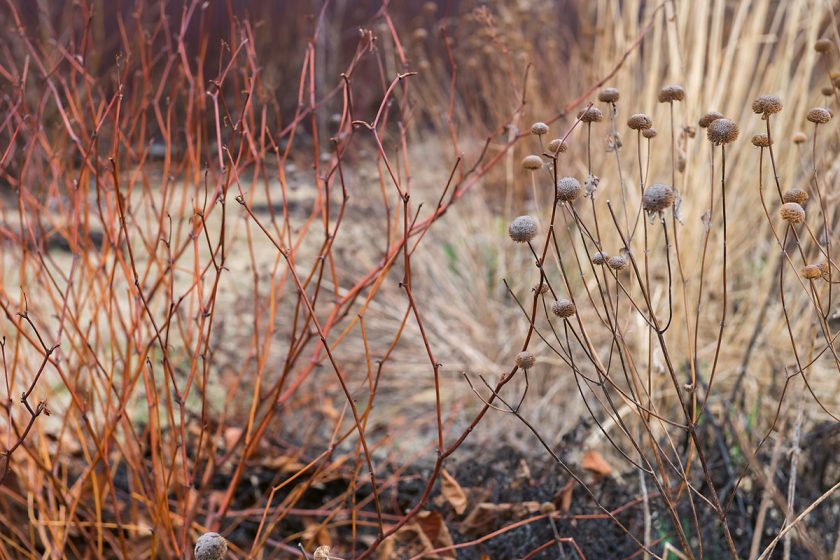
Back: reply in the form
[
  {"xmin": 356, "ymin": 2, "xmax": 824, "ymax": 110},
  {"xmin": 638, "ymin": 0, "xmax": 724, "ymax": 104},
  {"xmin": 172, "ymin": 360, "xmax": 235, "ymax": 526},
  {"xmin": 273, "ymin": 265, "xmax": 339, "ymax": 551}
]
[
  {"xmin": 598, "ymin": 87, "xmax": 620, "ymax": 103},
  {"xmin": 834, "ymin": 74, "xmax": 840, "ymax": 88},
  {"xmin": 819, "ymin": 261, "xmax": 831, "ymax": 280},
  {"xmin": 591, "ymin": 251, "xmax": 609, "ymax": 265},
  {"xmin": 751, "ymin": 95, "xmax": 783, "ymax": 116},
  {"xmin": 578, "ymin": 107, "xmax": 603, "ymax": 123},
  {"xmin": 751, "ymin": 134, "xmax": 772, "ymax": 147},
  {"xmin": 807, "ymin": 107, "xmax": 832, "ymax": 124},
  {"xmin": 792, "ymin": 131, "xmax": 808, "ymax": 144},
  {"xmin": 801, "ymin": 264, "xmax": 822, "ymax": 280},
  {"xmin": 556, "ymin": 176, "xmax": 582, "ymax": 202},
  {"xmin": 515, "ymin": 351, "xmax": 536, "ymax": 369},
  {"xmin": 780, "ymin": 202, "xmax": 806, "ymax": 224},
  {"xmin": 551, "ymin": 298, "xmax": 576, "ymax": 318},
  {"xmin": 698, "ymin": 111, "xmax": 724, "ymax": 128},
  {"xmin": 522, "ymin": 154, "xmax": 544, "ymax": 170},
  {"xmin": 313, "ymin": 547, "xmax": 332, "ymax": 560},
  {"xmin": 707, "ymin": 118, "xmax": 739, "ymax": 145},
  {"xmin": 539, "ymin": 502, "xmax": 556, "ymax": 514},
  {"xmin": 642, "ymin": 183, "xmax": 675, "ymax": 213},
  {"xmin": 547, "ymin": 138, "xmax": 568, "ymax": 153},
  {"xmin": 782, "ymin": 188, "xmax": 809, "ymax": 205},
  {"xmin": 195, "ymin": 533, "xmax": 228, "ymax": 560},
  {"xmin": 508, "ymin": 216, "xmax": 538, "ymax": 243},
  {"xmin": 815, "ymin": 38, "xmax": 834, "ymax": 53},
  {"xmin": 607, "ymin": 255, "xmax": 629, "ymax": 270},
  {"xmin": 658, "ymin": 84, "xmax": 686, "ymax": 103},
  {"xmin": 822, "ymin": 85, "xmax": 835, "ymax": 96},
  {"xmin": 642, "ymin": 128, "xmax": 657, "ymax": 139},
  {"xmin": 531, "ymin": 122, "xmax": 549, "ymax": 136},
  {"xmin": 627, "ymin": 113, "xmax": 653, "ymax": 130},
  {"xmin": 534, "ymin": 283, "xmax": 549, "ymax": 295}
]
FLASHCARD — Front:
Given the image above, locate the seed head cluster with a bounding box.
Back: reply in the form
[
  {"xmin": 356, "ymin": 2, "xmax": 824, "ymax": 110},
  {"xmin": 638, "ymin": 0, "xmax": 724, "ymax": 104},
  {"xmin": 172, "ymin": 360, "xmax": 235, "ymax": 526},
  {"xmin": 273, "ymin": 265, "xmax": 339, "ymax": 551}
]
[
  {"xmin": 780, "ymin": 202, "xmax": 806, "ymax": 224},
  {"xmin": 642, "ymin": 128, "xmax": 657, "ymax": 139},
  {"xmin": 815, "ymin": 38, "xmax": 834, "ymax": 53},
  {"xmin": 547, "ymin": 138, "xmax": 568, "ymax": 153},
  {"xmin": 592, "ymin": 251, "xmax": 608, "ymax": 265},
  {"xmin": 598, "ymin": 87, "xmax": 620, "ymax": 103},
  {"xmin": 751, "ymin": 95, "xmax": 783, "ymax": 117},
  {"xmin": 707, "ymin": 118, "xmax": 739, "ymax": 145},
  {"xmin": 509, "ymin": 216, "xmax": 538, "ymax": 243},
  {"xmin": 195, "ymin": 533, "xmax": 228, "ymax": 560},
  {"xmin": 627, "ymin": 113, "xmax": 653, "ymax": 130},
  {"xmin": 531, "ymin": 122, "xmax": 549, "ymax": 136},
  {"xmin": 522, "ymin": 154, "xmax": 543, "ymax": 170},
  {"xmin": 608, "ymin": 255, "xmax": 629, "ymax": 270},
  {"xmin": 807, "ymin": 107, "xmax": 832, "ymax": 124},
  {"xmin": 556, "ymin": 176, "xmax": 582, "ymax": 203},
  {"xmin": 782, "ymin": 188, "xmax": 808, "ymax": 205},
  {"xmin": 578, "ymin": 107, "xmax": 603, "ymax": 123},
  {"xmin": 551, "ymin": 298, "xmax": 576, "ymax": 318},
  {"xmin": 751, "ymin": 134, "xmax": 771, "ymax": 147},
  {"xmin": 792, "ymin": 132, "xmax": 808, "ymax": 144},
  {"xmin": 658, "ymin": 84, "xmax": 685, "ymax": 103},
  {"xmin": 698, "ymin": 111, "xmax": 724, "ymax": 128},
  {"xmin": 801, "ymin": 265, "xmax": 822, "ymax": 280},
  {"xmin": 515, "ymin": 351, "xmax": 536, "ymax": 370},
  {"xmin": 642, "ymin": 183, "xmax": 675, "ymax": 213}
]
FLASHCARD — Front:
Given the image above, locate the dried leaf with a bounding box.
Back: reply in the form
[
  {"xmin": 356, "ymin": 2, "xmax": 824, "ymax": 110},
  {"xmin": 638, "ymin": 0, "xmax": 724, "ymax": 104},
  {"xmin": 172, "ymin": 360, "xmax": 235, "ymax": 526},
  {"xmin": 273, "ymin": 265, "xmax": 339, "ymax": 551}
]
[
  {"xmin": 440, "ymin": 469, "xmax": 468, "ymax": 515},
  {"xmin": 582, "ymin": 449, "xmax": 612, "ymax": 477},
  {"xmin": 559, "ymin": 480, "xmax": 574, "ymax": 512}
]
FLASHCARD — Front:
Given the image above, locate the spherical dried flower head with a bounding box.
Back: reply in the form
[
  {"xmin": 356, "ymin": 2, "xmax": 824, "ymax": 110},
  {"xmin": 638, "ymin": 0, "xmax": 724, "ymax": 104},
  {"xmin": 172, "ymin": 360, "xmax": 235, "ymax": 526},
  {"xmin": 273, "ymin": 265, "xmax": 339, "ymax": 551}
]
[
  {"xmin": 522, "ymin": 154, "xmax": 544, "ymax": 170},
  {"xmin": 556, "ymin": 176, "xmax": 581, "ymax": 203},
  {"xmin": 815, "ymin": 38, "xmax": 834, "ymax": 53},
  {"xmin": 642, "ymin": 183, "xmax": 675, "ymax": 213},
  {"xmin": 508, "ymin": 216, "xmax": 538, "ymax": 243},
  {"xmin": 642, "ymin": 128, "xmax": 657, "ymax": 139},
  {"xmin": 780, "ymin": 202, "xmax": 806, "ymax": 224},
  {"xmin": 531, "ymin": 122, "xmax": 549, "ymax": 136},
  {"xmin": 592, "ymin": 251, "xmax": 608, "ymax": 265},
  {"xmin": 782, "ymin": 188, "xmax": 809, "ymax": 205},
  {"xmin": 627, "ymin": 113, "xmax": 653, "ymax": 130},
  {"xmin": 195, "ymin": 532, "xmax": 227, "ymax": 560},
  {"xmin": 751, "ymin": 95, "xmax": 783, "ymax": 117},
  {"xmin": 822, "ymin": 85, "xmax": 835, "ymax": 97},
  {"xmin": 607, "ymin": 255, "xmax": 629, "ymax": 270},
  {"xmin": 578, "ymin": 107, "xmax": 603, "ymax": 123},
  {"xmin": 698, "ymin": 111, "xmax": 724, "ymax": 128},
  {"xmin": 819, "ymin": 261, "xmax": 831, "ymax": 280},
  {"xmin": 598, "ymin": 87, "xmax": 620, "ymax": 103},
  {"xmin": 658, "ymin": 84, "xmax": 686, "ymax": 103},
  {"xmin": 547, "ymin": 138, "xmax": 568, "ymax": 153},
  {"xmin": 792, "ymin": 131, "xmax": 808, "ymax": 144},
  {"xmin": 751, "ymin": 134, "xmax": 772, "ymax": 147},
  {"xmin": 551, "ymin": 298, "xmax": 576, "ymax": 318},
  {"xmin": 807, "ymin": 107, "xmax": 832, "ymax": 124},
  {"xmin": 801, "ymin": 264, "xmax": 822, "ymax": 280},
  {"xmin": 515, "ymin": 351, "xmax": 536, "ymax": 370},
  {"xmin": 707, "ymin": 118, "xmax": 739, "ymax": 145},
  {"xmin": 534, "ymin": 282, "xmax": 549, "ymax": 295}
]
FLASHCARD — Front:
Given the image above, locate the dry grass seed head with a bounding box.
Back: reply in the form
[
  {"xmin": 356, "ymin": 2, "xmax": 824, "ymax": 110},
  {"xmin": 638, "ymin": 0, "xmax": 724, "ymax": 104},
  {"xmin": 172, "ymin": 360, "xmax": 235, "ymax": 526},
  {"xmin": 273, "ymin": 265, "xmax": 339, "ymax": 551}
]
[
  {"xmin": 522, "ymin": 154, "xmax": 544, "ymax": 170},
  {"xmin": 578, "ymin": 107, "xmax": 603, "ymax": 123},
  {"xmin": 642, "ymin": 128, "xmax": 657, "ymax": 139},
  {"xmin": 698, "ymin": 111, "xmax": 724, "ymax": 128},
  {"xmin": 807, "ymin": 107, "xmax": 832, "ymax": 124},
  {"xmin": 547, "ymin": 138, "xmax": 568, "ymax": 153},
  {"xmin": 556, "ymin": 176, "xmax": 582, "ymax": 202},
  {"xmin": 598, "ymin": 87, "xmax": 620, "ymax": 103},
  {"xmin": 509, "ymin": 215, "xmax": 538, "ymax": 242},
  {"xmin": 707, "ymin": 118, "xmax": 739, "ymax": 144},
  {"xmin": 751, "ymin": 95, "xmax": 783, "ymax": 117},
  {"xmin": 658, "ymin": 84, "xmax": 686, "ymax": 103},
  {"xmin": 627, "ymin": 113, "xmax": 653, "ymax": 130},
  {"xmin": 531, "ymin": 122, "xmax": 549, "ymax": 136},
  {"xmin": 195, "ymin": 533, "xmax": 228, "ymax": 560},
  {"xmin": 551, "ymin": 298, "xmax": 576, "ymax": 318},
  {"xmin": 751, "ymin": 134, "xmax": 771, "ymax": 147},
  {"xmin": 815, "ymin": 38, "xmax": 834, "ymax": 53},
  {"xmin": 515, "ymin": 351, "xmax": 536, "ymax": 369},
  {"xmin": 780, "ymin": 202, "xmax": 806, "ymax": 224},
  {"xmin": 642, "ymin": 183, "xmax": 675, "ymax": 213},
  {"xmin": 792, "ymin": 131, "xmax": 808, "ymax": 144},
  {"xmin": 592, "ymin": 251, "xmax": 609, "ymax": 265},
  {"xmin": 608, "ymin": 255, "xmax": 629, "ymax": 270},
  {"xmin": 801, "ymin": 264, "xmax": 822, "ymax": 280},
  {"xmin": 782, "ymin": 188, "xmax": 809, "ymax": 205}
]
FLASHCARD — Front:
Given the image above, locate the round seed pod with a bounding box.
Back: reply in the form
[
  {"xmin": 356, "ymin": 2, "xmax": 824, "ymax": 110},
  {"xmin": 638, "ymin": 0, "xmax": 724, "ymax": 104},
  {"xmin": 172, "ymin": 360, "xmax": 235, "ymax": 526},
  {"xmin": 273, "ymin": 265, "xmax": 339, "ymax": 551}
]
[
  {"xmin": 792, "ymin": 131, "xmax": 808, "ymax": 144},
  {"xmin": 642, "ymin": 128, "xmax": 657, "ymax": 139},
  {"xmin": 531, "ymin": 122, "xmax": 549, "ymax": 136},
  {"xmin": 522, "ymin": 154, "xmax": 544, "ymax": 170},
  {"xmin": 807, "ymin": 107, "xmax": 832, "ymax": 124},
  {"xmin": 195, "ymin": 533, "xmax": 228, "ymax": 560},
  {"xmin": 819, "ymin": 261, "xmax": 831, "ymax": 280},
  {"xmin": 607, "ymin": 255, "xmax": 629, "ymax": 270},
  {"xmin": 547, "ymin": 138, "xmax": 568, "ymax": 153},
  {"xmin": 782, "ymin": 188, "xmax": 809, "ymax": 205},
  {"xmin": 642, "ymin": 183, "xmax": 675, "ymax": 213},
  {"xmin": 534, "ymin": 283, "xmax": 549, "ymax": 295},
  {"xmin": 515, "ymin": 351, "xmax": 536, "ymax": 369},
  {"xmin": 822, "ymin": 85, "xmax": 835, "ymax": 96},
  {"xmin": 551, "ymin": 298, "xmax": 576, "ymax": 318},
  {"xmin": 658, "ymin": 84, "xmax": 686, "ymax": 103},
  {"xmin": 698, "ymin": 111, "xmax": 724, "ymax": 128},
  {"xmin": 801, "ymin": 264, "xmax": 822, "ymax": 280},
  {"xmin": 508, "ymin": 216, "xmax": 538, "ymax": 243},
  {"xmin": 539, "ymin": 502, "xmax": 556, "ymax": 514},
  {"xmin": 780, "ymin": 202, "xmax": 806, "ymax": 224},
  {"xmin": 707, "ymin": 118, "xmax": 739, "ymax": 145},
  {"xmin": 751, "ymin": 95, "xmax": 783, "ymax": 116},
  {"xmin": 598, "ymin": 87, "xmax": 620, "ymax": 103},
  {"xmin": 627, "ymin": 113, "xmax": 653, "ymax": 130},
  {"xmin": 556, "ymin": 176, "xmax": 581, "ymax": 202},
  {"xmin": 592, "ymin": 251, "xmax": 609, "ymax": 265},
  {"xmin": 751, "ymin": 134, "xmax": 772, "ymax": 147},
  {"xmin": 815, "ymin": 38, "xmax": 834, "ymax": 53},
  {"xmin": 578, "ymin": 107, "xmax": 603, "ymax": 123}
]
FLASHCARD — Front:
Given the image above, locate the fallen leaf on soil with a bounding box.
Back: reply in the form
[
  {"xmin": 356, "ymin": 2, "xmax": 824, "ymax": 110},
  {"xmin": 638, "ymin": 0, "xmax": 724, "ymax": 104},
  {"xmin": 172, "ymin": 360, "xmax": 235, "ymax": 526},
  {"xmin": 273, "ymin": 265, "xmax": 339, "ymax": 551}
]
[
  {"xmin": 382, "ymin": 510, "xmax": 455, "ymax": 559},
  {"xmin": 461, "ymin": 502, "xmax": 513, "ymax": 535},
  {"xmin": 582, "ymin": 449, "xmax": 612, "ymax": 477},
  {"xmin": 559, "ymin": 480, "xmax": 574, "ymax": 512},
  {"xmin": 440, "ymin": 469, "xmax": 468, "ymax": 515}
]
